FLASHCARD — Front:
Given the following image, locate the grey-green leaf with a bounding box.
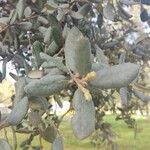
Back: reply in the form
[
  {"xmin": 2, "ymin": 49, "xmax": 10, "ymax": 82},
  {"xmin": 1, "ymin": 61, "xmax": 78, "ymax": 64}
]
[
  {"xmin": 91, "ymin": 63, "xmax": 139, "ymax": 89},
  {"xmin": 38, "ymin": 16, "xmax": 49, "ymax": 25},
  {"xmin": 16, "ymin": 0, "xmax": 26, "ymax": 19},
  {"xmin": 51, "ymin": 26, "xmax": 64, "ymax": 48},
  {"xmin": 24, "ymin": 6, "xmax": 32, "ymax": 18},
  {"xmin": 40, "ymin": 52, "xmax": 66, "ymax": 71},
  {"xmin": 52, "ymin": 136, "xmax": 64, "ymax": 150},
  {"xmin": 0, "ymin": 17, "xmax": 9, "ymax": 24},
  {"xmin": 119, "ymin": 0, "xmax": 139, "ymax": 5},
  {"xmin": 120, "ymin": 87, "xmax": 128, "ymax": 106},
  {"xmin": 39, "ymin": 26, "xmax": 47, "ymax": 36},
  {"xmin": 46, "ymin": 41, "xmax": 59, "ymax": 56},
  {"xmin": 119, "ymin": 52, "xmax": 126, "ymax": 64},
  {"xmin": 94, "ymin": 44, "xmax": 109, "ymax": 64},
  {"xmin": 14, "ymin": 77, "xmax": 27, "ymax": 105},
  {"xmin": 71, "ymin": 89, "xmax": 95, "ymax": 140},
  {"xmin": 32, "ymin": 41, "xmax": 44, "ymax": 68},
  {"xmin": 103, "ymin": 2, "xmax": 116, "ymax": 21},
  {"xmin": 40, "ymin": 125, "xmax": 57, "ymax": 143},
  {"xmin": 77, "ymin": 3, "xmax": 92, "ymax": 16},
  {"xmin": 29, "ymin": 96, "xmax": 49, "ymax": 111},
  {"xmin": 62, "ymin": 24, "xmax": 70, "ymax": 40},
  {"xmin": 5, "ymin": 97, "xmax": 28, "ymax": 126},
  {"xmin": 92, "ymin": 63, "xmax": 109, "ymax": 72},
  {"xmin": 64, "ymin": 27, "xmax": 91, "ymax": 75},
  {"xmin": 24, "ymin": 75, "xmax": 69, "ymax": 96},
  {"xmin": 9, "ymin": 9, "xmax": 18, "ymax": 24},
  {"xmin": 132, "ymin": 90, "xmax": 150, "ymax": 102},
  {"xmin": 18, "ymin": 22, "xmax": 32, "ymax": 31},
  {"xmin": 44, "ymin": 27, "xmax": 52, "ymax": 45},
  {"xmin": 0, "ymin": 139, "xmax": 12, "ymax": 150}
]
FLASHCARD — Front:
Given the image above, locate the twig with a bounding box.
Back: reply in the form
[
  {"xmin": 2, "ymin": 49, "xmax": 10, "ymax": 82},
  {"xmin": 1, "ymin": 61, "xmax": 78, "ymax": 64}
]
[
  {"xmin": 54, "ymin": 48, "xmax": 64, "ymax": 57},
  {"xmin": 39, "ymin": 135, "xmax": 43, "ymax": 150},
  {"xmin": 0, "ymin": 14, "xmax": 38, "ymax": 34},
  {"xmin": 11, "ymin": 126, "xmax": 17, "ymax": 150},
  {"xmin": 15, "ymin": 128, "xmax": 36, "ymax": 134},
  {"xmin": 0, "ymin": 25, "xmax": 9, "ymax": 34},
  {"xmin": 132, "ymin": 83, "xmax": 150, "ymax": 92},
  {"xmin": 57, "ymin": 108, "xmax": 73, "ymax": 128},
  {"xmin": 68, "ymin": 69, "xmax": 93, "ymax": 100},
  {"xmin": 3, "ymin": 128, "xmax": 9, "ymax": 143}
]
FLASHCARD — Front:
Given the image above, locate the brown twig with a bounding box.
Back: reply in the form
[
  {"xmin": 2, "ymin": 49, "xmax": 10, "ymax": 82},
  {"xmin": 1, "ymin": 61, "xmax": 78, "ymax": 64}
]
[
  {"xmin": 54, "ymin": 48, "xmax": 64, "ymax": 57},
  {"xmin": 0, "ymin": 25, "xmax": 9, "ymax": 34},
  {"xmin": 0, "ymin": 14, "xmax": 38, "ymax": 34}
]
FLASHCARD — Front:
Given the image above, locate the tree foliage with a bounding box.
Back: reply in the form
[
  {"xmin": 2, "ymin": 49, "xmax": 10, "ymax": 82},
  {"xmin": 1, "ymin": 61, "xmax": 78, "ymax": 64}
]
[{"xmin": 0, "ymin": 0, "xmax": 150, "ymax": 149}]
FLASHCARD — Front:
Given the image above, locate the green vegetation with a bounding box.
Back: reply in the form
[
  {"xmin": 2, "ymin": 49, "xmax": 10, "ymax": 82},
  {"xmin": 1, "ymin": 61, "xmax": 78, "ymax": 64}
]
[{"xmin": 1, "ymin": 115, "xmax": 150, "ymax": 150}]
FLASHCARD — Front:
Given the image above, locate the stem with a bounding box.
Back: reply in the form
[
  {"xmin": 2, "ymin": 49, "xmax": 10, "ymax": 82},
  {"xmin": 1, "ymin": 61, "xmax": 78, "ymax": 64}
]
[
  {"xmin": 39, "ymin": 135, "xmax": 43, "ymax": 150},
  {"xmin": 57, "ymin": 108, "xmax": 73, "ymax": 128},
  {"xmin": 54, "ymin": 48, "xmax": 64, "ymax": 57},
  {"xmin": 0, "ymin": 14, "xmax": 38, "ymax": 34},
  {"xmin": 11, "ymin": 126, "xmax": 17, "ymax": 150},
  {"xmin": 3, "ymin": 128, "xmax": 9, "ymax": 143}
]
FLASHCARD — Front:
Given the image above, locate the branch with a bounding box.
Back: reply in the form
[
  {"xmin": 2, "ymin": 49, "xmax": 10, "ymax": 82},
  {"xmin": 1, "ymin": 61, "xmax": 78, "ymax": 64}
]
[{"xmin": 0, "ymin": 14, "xmax": 38, "ymax": 34}]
